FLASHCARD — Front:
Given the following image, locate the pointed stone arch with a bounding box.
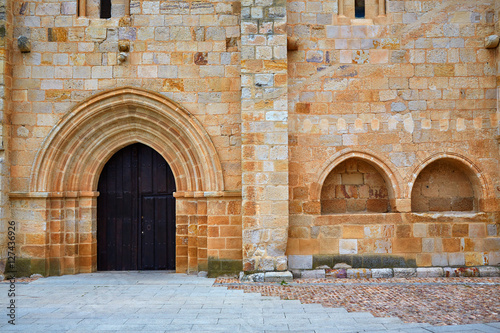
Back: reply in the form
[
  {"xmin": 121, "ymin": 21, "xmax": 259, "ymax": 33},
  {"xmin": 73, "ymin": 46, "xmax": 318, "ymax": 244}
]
[
  {"xmin": 30, "ymin": 87, "xmax": 224, "ymax": 196},
  {"xmin": 311, "ymin": 149, "xmax": 405, "ymax": 212}
]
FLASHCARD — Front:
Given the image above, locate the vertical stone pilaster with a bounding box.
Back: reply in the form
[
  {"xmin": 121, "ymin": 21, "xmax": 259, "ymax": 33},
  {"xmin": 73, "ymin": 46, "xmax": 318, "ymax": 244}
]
[{"xmin": 241, "ymin": 0, "xmax": 289, "ymax": 271}]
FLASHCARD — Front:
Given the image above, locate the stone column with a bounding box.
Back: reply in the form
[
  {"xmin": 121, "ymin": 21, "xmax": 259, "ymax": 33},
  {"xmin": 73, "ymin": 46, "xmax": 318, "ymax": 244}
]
[{"xmin": 241, "ymin": 0, "xmax": 289, "ymax": 272}]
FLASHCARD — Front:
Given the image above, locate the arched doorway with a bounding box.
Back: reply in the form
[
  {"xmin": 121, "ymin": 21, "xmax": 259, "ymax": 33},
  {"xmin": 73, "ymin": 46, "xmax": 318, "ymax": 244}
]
[
  {"xmin": 97, "ymin": 143, "xmax": 176, "ymax": 270},
  {"xmin": 27, "ymin": 87, "xmax": 225, "ymax": 275}
]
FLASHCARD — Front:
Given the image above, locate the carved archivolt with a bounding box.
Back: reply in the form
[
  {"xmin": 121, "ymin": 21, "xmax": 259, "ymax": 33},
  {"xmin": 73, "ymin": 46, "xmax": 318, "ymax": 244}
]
[{"xmin": 30, "ymin": 87, "xmax": 224, "ymax": 196}]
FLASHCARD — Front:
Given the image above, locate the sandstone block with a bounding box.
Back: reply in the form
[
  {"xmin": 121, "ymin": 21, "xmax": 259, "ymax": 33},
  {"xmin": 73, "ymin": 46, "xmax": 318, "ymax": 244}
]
[
  {"xmin": 391, "ymin": 102, "xmax": 406, "ymax": 112},
  {"xmin": 432, "ymin": 254, "xmax": 448, "ymax": 267},
  {"xmin": 276, "ymin": 257, "xmax": 288, "ymax": 271},
  {"xmin": 252, "ymin": 273, "xmax": 265, "ymax": 282},
  {"xmin": 487, "ymin": 224, "xmax": 497, "ymax": 236},
  {"xmin": 393, "ymin": 238, "xmax": 422, "ymax": 253},
  {"xmin": 339, "ymin": 239, "xmax": 357, "ymax": 254},
  {"xmin": 341, "ymin": 226, "xmax": 364, "ymax": 242},
  {"xmin": 448, "ymin": 253, "xmax": 465, "ymax": 266},
  {"xmin": 444, "ymin": 267, "xmax": 479, "ymax": 277},
  {"xmin": 257, "ymin": 258, "xmax": 275, "ymax": 271},
  {"xmin": 341, "ymin": 173, "xmax": 363, "ymax": 185}
]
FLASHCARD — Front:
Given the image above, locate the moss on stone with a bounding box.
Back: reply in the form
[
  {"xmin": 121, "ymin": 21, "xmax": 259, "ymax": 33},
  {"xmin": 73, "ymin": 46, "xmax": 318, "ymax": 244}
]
[
  {"xmin": 207, "ymin": 257, "xmax": 242, "ymax": 277},
  {"xmin": 48, "ymin": 258, "xmax": 61, "ymax": 276},
  {"xmin": 4, "ymin": 258, "xmax": 31, "ymax": 278},
  {"xmin": 30, "ymin": 259, "xmax": 47, "ymax": 276}
]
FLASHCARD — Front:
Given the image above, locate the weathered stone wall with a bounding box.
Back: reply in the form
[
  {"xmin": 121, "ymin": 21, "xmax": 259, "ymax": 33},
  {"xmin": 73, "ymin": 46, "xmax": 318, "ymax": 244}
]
[{"xmin": 11, "ymin": 0, "xmax": 242, "ymax": 192}]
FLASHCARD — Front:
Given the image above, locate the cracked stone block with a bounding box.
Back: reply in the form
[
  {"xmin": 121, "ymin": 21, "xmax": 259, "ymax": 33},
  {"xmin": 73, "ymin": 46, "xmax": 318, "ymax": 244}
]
[
  {"xmin": 371, "ymin": 268, "xmax": 393, "ymax": 278},
  {"xmin": 478, "ymin": 266, "xmax": 500, "ymax": 277},
  {"xmin": 393, "ymin": 268, "xmax": 417, "ymax": 278},
  {"xmin": 288, "ymin": 255, "xmax": 313, "ymax": 269},
  {"xmin": 416, "ymin": 267, "xmax": 444, "ymax": 278},
  {"xmin": 300, "ymin": 269, "xmax": 325, "ymax": 279},
  {"xmin": 264, "ymin": 271, "xmax": 293, "ymax": 282},
  {"xmin": 347, "ymin": 268, "xmax": 371, "ymax": 279}
]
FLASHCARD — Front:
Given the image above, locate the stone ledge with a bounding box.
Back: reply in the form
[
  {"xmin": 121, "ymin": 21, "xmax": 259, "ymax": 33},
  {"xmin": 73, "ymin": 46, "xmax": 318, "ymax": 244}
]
[
  {"xmin": 258, "ymin": 266, "xmax": 500, "ymax": 281},
  {"xmin": 239, "ymin": 271, "xmax": 293, "ymax": 282}
]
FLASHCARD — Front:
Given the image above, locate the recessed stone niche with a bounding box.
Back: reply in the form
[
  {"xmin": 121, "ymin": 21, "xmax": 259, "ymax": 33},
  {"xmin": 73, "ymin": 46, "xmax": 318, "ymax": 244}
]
[
  {"xmin": 411, "ymin": 160, "xmax": 476, "ymax": 212},
  {"xmin": 321, "ymin": 158, "xmax": 391, "ymax": 214}
]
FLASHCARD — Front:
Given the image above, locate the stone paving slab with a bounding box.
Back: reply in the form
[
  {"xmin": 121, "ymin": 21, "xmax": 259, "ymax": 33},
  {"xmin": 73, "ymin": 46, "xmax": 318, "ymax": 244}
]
[{"xmin": 0, "ymin": 272, "xmax": 498, "ymax": 332}]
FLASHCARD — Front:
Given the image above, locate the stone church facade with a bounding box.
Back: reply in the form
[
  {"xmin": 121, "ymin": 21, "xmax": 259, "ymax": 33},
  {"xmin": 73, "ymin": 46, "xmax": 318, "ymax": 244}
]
[{"xmin": 0, "ymin": 0, "xmax": 499, "ymax": 277}]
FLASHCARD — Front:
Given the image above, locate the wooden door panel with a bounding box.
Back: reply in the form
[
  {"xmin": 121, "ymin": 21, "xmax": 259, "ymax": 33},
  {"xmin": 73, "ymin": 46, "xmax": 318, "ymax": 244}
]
[
  {"xmin": 141, "ymin": 196, "xmax": 155, "ymax": 269},
  {"xmin": 97, "ymin": 143, "xmax": 176, "ymax": 271}
]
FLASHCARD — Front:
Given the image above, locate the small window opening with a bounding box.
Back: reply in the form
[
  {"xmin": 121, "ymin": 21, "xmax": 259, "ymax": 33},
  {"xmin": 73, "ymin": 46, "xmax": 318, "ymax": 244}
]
[
  {"xmin": 355, "ymin": 0, "xmax": 365, "ymax": 18},
  {"xmin": 100, "ymin": 0, "xmax": 111, "ymax": 18}
]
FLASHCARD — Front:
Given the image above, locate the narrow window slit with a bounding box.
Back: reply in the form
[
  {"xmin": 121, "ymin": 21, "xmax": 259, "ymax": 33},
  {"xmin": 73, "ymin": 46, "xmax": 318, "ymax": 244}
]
[
  {"xmin": 355, "ymin": 0, "xmax": 365, "ymax": 18},
  {"xmin": 100, "ymin": 0, "xmax": 111, "ymax": 18}
]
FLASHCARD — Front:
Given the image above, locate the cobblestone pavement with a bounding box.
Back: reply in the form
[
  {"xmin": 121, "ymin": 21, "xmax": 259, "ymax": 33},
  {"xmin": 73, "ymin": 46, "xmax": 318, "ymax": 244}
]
[
  {"xmin": 215, "ymin": 277, "xmax": 500, "ymax": 326},
  {"xmin": 0, "ymin": 272, "xmax": 498, "ymax": 332}
]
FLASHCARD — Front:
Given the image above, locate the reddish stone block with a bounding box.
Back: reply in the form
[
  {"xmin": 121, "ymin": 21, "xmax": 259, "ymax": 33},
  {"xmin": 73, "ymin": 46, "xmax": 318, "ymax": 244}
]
[
  {"xmin": 442, "ymin": 238, "xmax": 460, "ymax": 252},
  {"xmin": 452, "ymin": 224, "xmax": 469, "ymax": 237},
  {"xmin": 396, "ymin": 224, "xmax": 412, "ymax": 238},
  {"xmin": 393, "ymin": 238, "xmax": 422, "ymax": 253},
  {"xmin": 367, "ymin": 199, "xmax": 389, "ymax": 212}
]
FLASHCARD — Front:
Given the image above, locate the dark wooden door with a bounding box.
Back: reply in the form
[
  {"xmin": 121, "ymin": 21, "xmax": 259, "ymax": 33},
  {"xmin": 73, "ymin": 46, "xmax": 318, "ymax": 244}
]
[{"xmin": 97, "ymin": 143, "xmax": 176, "ymax": 271}]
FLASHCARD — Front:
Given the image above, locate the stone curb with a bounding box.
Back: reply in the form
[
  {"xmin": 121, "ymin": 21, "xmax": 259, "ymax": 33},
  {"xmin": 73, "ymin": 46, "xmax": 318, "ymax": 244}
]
[
  {"xmin": 240, "ymin": 271, "xmax": 293, "ymax": 282},
  {"xmin": 240, "ymin": 266, "xmax": 500, "ymax": 281}
]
